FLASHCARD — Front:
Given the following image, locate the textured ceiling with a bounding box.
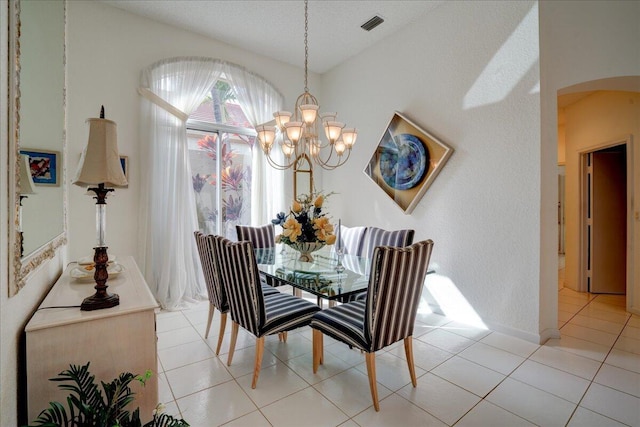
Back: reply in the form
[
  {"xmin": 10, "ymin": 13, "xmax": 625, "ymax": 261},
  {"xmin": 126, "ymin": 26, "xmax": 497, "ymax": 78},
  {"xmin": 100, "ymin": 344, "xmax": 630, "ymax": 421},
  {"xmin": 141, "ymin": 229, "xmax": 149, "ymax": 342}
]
[{"xmin": 99, "ymin": 0, "xmax": 443, "ymax": 74}]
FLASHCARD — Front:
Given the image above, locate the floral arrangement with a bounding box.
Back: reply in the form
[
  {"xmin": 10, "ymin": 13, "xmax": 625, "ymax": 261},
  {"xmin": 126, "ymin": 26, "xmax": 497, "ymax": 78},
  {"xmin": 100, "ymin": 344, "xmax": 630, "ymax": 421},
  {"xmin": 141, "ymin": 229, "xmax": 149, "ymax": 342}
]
[{"xmin": 272, "ymin": 192, "xmax": 337, "ymax": 246}]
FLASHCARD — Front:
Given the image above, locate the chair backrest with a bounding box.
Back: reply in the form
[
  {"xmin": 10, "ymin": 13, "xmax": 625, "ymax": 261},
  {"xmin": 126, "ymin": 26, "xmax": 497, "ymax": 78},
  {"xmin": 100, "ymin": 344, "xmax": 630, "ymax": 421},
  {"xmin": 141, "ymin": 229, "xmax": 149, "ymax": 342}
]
[
  {"xmin": 211, "ymin": 235, "xmax": 265, "ymax": 336},
  {"xmin": 363, "ymin": 227, "xmax": 415, "ymax": 259},
  {"xmin": 364, "ymin": 240, "xmax": 434, "ymax": 352},
  {"xmin": 236, "ymin": 224, "xmax": 275, "ymax": 249},
  {"xmin": 194, "ymin": 231, "xmax": 228, "ymax": 312},
  {"xmin": 339, "ymin": 225, "xmax": 368, "ymax": 256}
]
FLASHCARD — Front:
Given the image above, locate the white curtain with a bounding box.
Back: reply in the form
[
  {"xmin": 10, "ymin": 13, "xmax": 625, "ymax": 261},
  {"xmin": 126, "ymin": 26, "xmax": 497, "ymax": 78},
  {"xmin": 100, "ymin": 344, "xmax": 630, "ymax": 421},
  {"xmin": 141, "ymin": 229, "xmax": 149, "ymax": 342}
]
[
  {"xmin": 139, "ymin": 57, "xmax": 222, "ymax": 309},
  {"xmin": 139, "ymin": 57, "xmax": 284, "ymax": 310},
  {"xmin": 221, "ymin": 62, "xmax": 285, "ymax": 225}
]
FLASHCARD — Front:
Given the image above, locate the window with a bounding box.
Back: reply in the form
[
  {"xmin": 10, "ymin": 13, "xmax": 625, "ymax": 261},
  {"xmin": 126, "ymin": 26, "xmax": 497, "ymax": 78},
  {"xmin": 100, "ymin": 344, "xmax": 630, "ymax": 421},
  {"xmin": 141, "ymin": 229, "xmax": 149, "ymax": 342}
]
[{"xmin": 187, "ymin": 80, "xmax": 257, "ymax": 240}]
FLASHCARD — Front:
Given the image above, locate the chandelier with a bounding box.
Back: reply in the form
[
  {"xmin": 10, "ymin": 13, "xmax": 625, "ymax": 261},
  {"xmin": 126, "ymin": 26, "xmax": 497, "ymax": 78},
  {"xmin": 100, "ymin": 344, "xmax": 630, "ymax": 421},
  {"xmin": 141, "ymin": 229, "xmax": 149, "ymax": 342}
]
[{"xmin": 255, "ymin": 0, "xmax": 357, "ymax": 170}]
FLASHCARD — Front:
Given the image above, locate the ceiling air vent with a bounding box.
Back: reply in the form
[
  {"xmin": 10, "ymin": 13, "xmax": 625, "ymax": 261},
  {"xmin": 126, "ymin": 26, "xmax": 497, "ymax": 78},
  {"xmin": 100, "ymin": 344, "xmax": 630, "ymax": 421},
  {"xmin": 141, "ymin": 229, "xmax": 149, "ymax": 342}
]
[{"xmin": 361, "ymin": 15, "xmax": 384, "ymax": 31}]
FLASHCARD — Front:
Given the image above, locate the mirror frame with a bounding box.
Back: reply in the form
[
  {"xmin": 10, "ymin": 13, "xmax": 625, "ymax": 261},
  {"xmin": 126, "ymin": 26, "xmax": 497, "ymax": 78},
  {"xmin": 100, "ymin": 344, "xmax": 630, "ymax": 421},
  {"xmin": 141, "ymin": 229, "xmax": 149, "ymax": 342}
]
[
  {"xmin": 8, "ymin": 0, "xmax": 67, "ymax": 296},
  {"xmin": 293, "ymin": 154, "xmax": 313, "ymax": 201}
]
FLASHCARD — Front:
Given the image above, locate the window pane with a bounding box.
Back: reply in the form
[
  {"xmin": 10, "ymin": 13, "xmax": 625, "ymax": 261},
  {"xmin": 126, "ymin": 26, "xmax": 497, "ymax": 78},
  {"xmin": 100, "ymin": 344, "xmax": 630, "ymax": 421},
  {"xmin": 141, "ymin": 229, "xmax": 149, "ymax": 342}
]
[
  {"xmin": 188, "ymin": 130, "xmax": 256, "ymax": 239},
  {"xmin": 188, "ymin": 130, "xmax": 219, "ymax": 235},
  {"xmin": 190, "ymin": 80, "xmax": 252, "ymax": 128}
]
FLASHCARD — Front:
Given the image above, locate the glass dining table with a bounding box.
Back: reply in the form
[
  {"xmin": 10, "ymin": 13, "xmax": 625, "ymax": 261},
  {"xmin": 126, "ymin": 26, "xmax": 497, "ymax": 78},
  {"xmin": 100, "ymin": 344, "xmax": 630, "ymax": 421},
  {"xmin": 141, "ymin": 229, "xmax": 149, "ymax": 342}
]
[{"xmin": 255, "ymin": 245, "xmax": 371, "ymax": 305}]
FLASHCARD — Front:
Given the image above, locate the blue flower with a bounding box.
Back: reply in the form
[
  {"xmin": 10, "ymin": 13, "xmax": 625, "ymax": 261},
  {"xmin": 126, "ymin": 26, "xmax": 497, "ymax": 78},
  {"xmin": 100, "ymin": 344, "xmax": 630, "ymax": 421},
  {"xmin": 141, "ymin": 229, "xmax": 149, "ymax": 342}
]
[{"xmin": 271, "ymin": 212, "xmax": 286, "ymax": 226}]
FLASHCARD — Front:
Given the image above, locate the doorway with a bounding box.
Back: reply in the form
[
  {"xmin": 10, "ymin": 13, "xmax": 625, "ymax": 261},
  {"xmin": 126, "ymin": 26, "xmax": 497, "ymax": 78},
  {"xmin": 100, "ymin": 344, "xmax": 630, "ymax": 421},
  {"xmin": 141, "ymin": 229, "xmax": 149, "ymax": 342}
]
[{"xmin": 581, "ymin": 142, "xmax": 628, "ymax": 295}]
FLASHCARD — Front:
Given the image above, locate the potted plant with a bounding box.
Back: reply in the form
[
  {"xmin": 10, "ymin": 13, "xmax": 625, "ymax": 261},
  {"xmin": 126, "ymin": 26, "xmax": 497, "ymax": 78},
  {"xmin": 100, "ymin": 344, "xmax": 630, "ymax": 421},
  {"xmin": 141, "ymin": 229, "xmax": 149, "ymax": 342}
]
[{"xmin": 26, "ymin": 362, "xmax": 188, "ymax": 427}]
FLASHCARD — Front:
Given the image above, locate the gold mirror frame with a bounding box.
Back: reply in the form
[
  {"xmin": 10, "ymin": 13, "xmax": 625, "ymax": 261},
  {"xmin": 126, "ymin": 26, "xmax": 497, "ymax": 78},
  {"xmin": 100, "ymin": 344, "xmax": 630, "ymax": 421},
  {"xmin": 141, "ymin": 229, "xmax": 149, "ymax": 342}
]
[
  {"xmin": 294, "ymin": 154, "xmax": 313, "ymax": 201},
  {"xmin": 8, "ymin": 0, "xmax": 67, "ymax": 296}
]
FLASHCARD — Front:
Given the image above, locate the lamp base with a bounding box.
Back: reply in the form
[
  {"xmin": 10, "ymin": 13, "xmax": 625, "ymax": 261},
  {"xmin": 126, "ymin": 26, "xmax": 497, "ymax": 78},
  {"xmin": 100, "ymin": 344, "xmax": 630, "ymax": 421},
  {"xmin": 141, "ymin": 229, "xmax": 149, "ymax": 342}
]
[
  {"xmin": 80, "ymin": 246, "xmax": 120, "ymax": 311},
  {"xmin": 81, "ymin": 292, "xmax": 119, "ymax": 311}
]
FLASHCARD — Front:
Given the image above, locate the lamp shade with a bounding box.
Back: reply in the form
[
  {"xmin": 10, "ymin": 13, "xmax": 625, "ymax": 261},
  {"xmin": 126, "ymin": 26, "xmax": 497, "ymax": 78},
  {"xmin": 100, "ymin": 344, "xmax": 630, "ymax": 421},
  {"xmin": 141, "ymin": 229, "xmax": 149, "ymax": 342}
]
[
  {"xmin": 19, "ymin": 154, "xmax": 36, "ymax": 195},
  {"xmin": 73, "ymin": 118, "xmax": 128, "ymax": 187}
]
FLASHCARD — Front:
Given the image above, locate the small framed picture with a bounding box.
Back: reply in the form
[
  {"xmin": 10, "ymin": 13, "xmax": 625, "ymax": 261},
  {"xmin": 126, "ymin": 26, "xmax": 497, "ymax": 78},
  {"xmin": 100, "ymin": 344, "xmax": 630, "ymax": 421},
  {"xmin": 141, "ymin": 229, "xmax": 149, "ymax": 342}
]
[
  {"xmin": 364, "ymin": 112, "xmax": 454, "ymax": 214},
  {"xmin": 119, "ymin": 155, "xmax": 129, "ymax": 180},
  {"xmin": 19, "ymin": 149, "xmax": 60, "ymax": 186}
]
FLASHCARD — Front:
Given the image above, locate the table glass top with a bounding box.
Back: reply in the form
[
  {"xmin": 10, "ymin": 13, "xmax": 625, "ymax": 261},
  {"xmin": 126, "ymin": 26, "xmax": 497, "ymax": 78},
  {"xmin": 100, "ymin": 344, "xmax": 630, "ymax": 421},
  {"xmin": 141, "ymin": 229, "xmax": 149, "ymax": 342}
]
[{"xmin": 255, "ymin": 245, "xmax": 371, "ymax": 300}]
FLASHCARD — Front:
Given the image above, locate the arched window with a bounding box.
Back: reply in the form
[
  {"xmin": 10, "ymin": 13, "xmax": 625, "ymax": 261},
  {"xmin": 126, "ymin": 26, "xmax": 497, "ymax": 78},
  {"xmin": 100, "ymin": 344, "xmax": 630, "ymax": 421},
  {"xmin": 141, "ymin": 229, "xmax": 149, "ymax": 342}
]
[{"xmin": 138, "ymin": 57, "xmax": 284, "ymax": 310}]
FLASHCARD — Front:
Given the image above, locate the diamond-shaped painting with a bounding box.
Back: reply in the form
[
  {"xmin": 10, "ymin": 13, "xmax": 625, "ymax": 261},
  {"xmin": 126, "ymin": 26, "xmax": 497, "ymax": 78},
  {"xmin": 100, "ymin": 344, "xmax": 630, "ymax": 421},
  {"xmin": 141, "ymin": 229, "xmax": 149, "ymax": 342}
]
[{"xmin": 364, "ymin": 112, "xmax": 453, "ymax": 214}]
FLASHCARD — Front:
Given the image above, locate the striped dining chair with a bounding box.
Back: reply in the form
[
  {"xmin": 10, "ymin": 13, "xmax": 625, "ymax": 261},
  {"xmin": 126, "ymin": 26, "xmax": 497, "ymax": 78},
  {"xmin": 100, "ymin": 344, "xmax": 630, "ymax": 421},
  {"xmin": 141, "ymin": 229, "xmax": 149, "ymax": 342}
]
[
  {"xmin": 338, "ymin": 225, "xmax": 368, "ymax": 256},
  {"xmin": 310, "ymin": 240, "xmax": 434, "ymax": 411},
  {"xmin": 212, "ymin": 235, "xmax": 321, "ymax": 388},
  {"xmin": 350, "ymin": 227, "xmax": 415, "ymax": 301},
  {"xmin": 362, "ymin": 227, "xmax": 415, "ymax": 259},
  {"xmin": 194, "ymin": 231, "xmax": 279, "ymax": 355},
  {"xmin": 236, "ymin": 224, "xmax": 275, "ymax": 249}
]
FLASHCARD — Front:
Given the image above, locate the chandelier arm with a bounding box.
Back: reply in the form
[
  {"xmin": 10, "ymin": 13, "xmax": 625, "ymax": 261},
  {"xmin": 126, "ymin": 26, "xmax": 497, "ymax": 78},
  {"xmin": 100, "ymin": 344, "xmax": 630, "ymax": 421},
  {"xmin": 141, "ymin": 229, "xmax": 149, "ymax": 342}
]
[
  {"xmin": 263, "ymin": 150, "xmax": 298, "ymax": 170},
  {"xmin": 313, "ymin": 148, "xmax": 352, "ymax": 171}
]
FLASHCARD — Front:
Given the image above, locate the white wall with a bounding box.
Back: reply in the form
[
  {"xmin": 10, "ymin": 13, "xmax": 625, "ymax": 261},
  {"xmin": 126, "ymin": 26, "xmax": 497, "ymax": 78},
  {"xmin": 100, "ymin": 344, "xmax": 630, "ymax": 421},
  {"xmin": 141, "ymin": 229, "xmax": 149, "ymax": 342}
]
[
  {"xmin": 65, "ymin": 1, "xmax": 314, "ymax": 263},
  {"xmin": 322, "ymin": 1, "xmax": 544, "ymax": 339}
]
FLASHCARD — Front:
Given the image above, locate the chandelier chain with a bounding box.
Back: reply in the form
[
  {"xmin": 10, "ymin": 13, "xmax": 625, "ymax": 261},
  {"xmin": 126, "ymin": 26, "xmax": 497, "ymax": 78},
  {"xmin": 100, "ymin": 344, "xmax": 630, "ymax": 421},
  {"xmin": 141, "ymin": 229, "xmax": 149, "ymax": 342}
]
[{"xmin": 304, "ymin": 0, "xmax": 309, "ymax": 92}]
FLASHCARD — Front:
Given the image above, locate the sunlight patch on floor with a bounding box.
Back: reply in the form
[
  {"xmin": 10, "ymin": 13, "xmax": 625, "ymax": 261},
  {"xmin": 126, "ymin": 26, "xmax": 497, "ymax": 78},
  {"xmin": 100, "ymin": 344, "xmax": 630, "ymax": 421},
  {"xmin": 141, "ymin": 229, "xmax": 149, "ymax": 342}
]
[{"xmin": 422, "ymin": 274, "xmax": 487, "ymax": 329}]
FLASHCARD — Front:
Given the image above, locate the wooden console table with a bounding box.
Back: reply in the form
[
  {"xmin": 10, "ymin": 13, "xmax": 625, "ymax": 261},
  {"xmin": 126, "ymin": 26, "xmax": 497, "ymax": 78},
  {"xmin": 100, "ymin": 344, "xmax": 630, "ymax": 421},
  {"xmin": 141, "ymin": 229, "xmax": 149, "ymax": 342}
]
[{"xmin": 25, "ymin": 256, "xmax": 159, "ymax": 423}]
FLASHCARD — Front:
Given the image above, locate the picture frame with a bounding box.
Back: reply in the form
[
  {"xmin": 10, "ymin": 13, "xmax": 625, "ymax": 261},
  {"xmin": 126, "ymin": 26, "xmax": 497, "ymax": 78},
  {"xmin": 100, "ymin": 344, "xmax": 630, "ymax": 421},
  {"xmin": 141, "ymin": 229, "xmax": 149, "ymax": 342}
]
[
  {"xmin": 119, "ymin": 155, "xmax": 129, "ymax": 180},
  {"xmin": 19, "ymin": 149, "xmax": 60, "ymax": 186},
  {"xmin": 364, "ymin": 111, "xmax": 454, "ymax": 214}
]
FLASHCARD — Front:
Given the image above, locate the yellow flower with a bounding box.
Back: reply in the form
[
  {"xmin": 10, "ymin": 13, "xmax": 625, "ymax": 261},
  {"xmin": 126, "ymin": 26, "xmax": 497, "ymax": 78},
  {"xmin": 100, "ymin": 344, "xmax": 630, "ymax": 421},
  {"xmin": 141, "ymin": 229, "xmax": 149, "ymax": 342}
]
[
  {"xmin": 313, "ymin": 217, "xmax": 335, "ymax": 244},
  {"xmin": 292, "ymin": 200, "xmax": 302, "ymax": 213},
  {"xmin": 314, "ymin": 195, "xmax": 324, "ymax": 208},
  {"xmin": 282, "ymin": 217, "xmax": 302, "ymax": 242},
  {"xmin": 325, "ymin": 234, "xmax": 337, "ymax": 245}
]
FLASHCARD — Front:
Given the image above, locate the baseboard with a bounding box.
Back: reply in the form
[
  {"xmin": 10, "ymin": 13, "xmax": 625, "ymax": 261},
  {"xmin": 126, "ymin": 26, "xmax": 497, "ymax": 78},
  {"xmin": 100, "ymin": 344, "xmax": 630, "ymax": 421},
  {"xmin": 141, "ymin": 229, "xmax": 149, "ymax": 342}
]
[{"xmin": 484, "ymin": 320, "xmax": 560, "ymax": 345}]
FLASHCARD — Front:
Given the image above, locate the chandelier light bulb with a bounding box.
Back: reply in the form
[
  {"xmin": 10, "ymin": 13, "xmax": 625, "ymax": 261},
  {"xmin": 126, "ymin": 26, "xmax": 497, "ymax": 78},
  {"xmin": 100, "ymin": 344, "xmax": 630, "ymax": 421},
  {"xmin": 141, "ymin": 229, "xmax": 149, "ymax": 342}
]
[
  {"xmin": 284, "ymin": 121, "xmax": 304, "ymax": 144},
  {"xmin": 324, "ymin": 121, "xmax": 345, "ymax": 144},
  {"xmin": 309, "ymin": 141, "xmax": 321, "ymax": 157},
  {"xmin": 256, "ymin": 125, "xmax": 276, "ymax": 152},
  {"xmin": 281, "ymin": 142, "xmax": 296, "ymax": 158},
  {"xmin": 334, "ymin": 139, "xmax": 346, "ymax": 156},
  {"xmin": 342, "ymin": 128, "xmax": 358, "ymax": 148},
  {"xmin": 300, "ymin": 104, "xmax": 319, "ymax": 124},
  {"xmin": 274, "ymin": 111, "xmax": 292, "ymax": 130}
]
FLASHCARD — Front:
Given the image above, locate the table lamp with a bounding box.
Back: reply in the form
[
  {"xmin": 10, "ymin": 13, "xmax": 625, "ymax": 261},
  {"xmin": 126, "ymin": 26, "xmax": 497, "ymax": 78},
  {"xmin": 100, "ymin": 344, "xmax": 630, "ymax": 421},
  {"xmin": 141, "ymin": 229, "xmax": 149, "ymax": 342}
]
[
  {"xmin": 18, "ymin": 153, "xmax": 36, "ymax": 257},
  {"xmin": 72, "ymin": 106, "xmax": 128, "ymax": 311}
]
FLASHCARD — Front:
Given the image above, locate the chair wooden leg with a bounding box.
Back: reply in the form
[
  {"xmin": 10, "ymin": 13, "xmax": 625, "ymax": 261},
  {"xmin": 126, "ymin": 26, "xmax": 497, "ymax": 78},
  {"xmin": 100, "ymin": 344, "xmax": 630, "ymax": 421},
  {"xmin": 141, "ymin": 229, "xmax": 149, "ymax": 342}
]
[
  {"xmin": 404, "ymin": 337, "xmax": 417, "ymax": 387},
  {"xmin": 365, "ymin": 352, "xmax": 380, "ymax": 412},
  {"xmin": 204, "ymin": 304, "xmax": 215, "ymax": 338},
  {"xmin": 282, "ymin": 331, "xmax": 287, "ymax": 342},
  {"xmin": 215, "ymin": 312, "xmax": 227, "ymax": 355},
  {"xmin": 227, "ymin": 321, "xmax": 239, "ymax": 366},
  {"xmin": 252, "ymin": 336, "xmax": 265, "ymax": 389},
  {"xmin": 312, "ymin": 329, "xmax": 324, "ymax": 373}
]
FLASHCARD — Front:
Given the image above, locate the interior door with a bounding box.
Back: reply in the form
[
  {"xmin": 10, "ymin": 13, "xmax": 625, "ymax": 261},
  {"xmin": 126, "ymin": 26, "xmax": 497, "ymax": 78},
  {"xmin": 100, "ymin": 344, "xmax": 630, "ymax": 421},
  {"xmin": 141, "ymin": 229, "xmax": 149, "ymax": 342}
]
[{"xmin": 590, "ymin": 146, "xmax": 626, "ymax": 294}]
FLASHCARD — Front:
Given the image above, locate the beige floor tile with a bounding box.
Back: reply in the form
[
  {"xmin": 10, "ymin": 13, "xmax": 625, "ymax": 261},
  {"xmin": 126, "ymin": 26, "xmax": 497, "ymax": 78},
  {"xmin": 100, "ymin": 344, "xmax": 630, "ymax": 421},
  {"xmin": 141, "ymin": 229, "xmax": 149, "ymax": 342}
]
[
  {"xmin": 529, "ymin": 345, "xmax": 601, "ymax": 380},
  {"xmin": 353, "ymin": 393, "xmax": 447, "ymax": 426},
  {"xmin": 580, "ymin": 383, "xmax": 640, "ymax": 426},
  {"xmin": 456, "ymin": 401, "xmax": 536, "ymax": 427},
  {"xmin": 567, "ymin": 407, "xmax": 627, "ymax": 427},
  {"xmin": 313, "ymin": 367, "xmax": 393, "ymax": 417},
  {"xmin": 594, "ymin": 364, "xmax": 640, "ymax": 397},
  {"xmin": 486, "ymin": 378, "xmax": 576, "ymax": 426},
  {"xmin": 397, "ymin": 372, "xmax": 481, "ymax": 425},
  {"xmin": 458, "ymin": 342, "xmax": 526, "ymax": 375},
  {"xmin": 431, "ymin": 356, "xmax": 505, "ymax": 397},
  {"xmin": 261, "ymin": 387, "xmax": 349, "ymax": 427},
  {"xmin": 480, "ymin": 331, "xmax": 540, "ymax": 358},
  {"xmin": 510, "ymin": 360, "xmax": 590, "ymax": 403}
]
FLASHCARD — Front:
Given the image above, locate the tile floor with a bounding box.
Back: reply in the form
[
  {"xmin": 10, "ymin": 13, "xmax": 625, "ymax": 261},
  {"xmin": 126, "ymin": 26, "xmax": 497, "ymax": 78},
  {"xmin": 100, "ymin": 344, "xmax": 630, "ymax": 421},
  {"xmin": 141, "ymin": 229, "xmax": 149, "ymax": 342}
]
[{"xmin": 155, "ymin": 280, "xmax": 640, "ymax": 426}]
